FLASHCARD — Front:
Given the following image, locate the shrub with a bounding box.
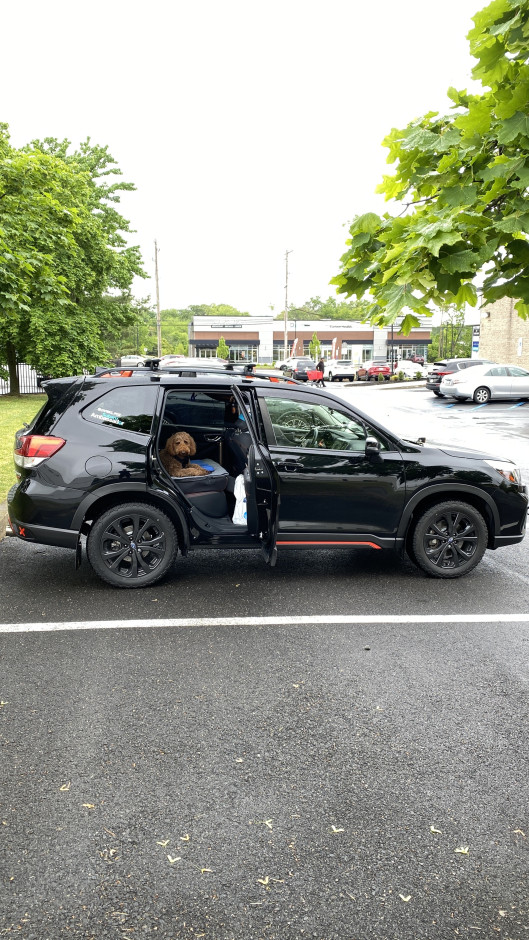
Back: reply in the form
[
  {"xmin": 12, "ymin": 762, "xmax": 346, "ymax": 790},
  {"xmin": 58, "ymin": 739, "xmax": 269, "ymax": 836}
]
[
  {"xmin": 398, "ymin": 371, "xmax": 406, "ymax": 382},
  {"xmin": 377, "ymin": 371, "xmax": 385, "ymax": 382}
]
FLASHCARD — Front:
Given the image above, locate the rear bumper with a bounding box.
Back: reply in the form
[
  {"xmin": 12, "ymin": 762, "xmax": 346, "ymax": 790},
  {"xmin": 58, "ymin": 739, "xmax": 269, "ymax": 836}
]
[
  {"xmin": 7, "ymin": 515, "xmax": 78, "ymax": 550},
  {"xmin": 7, "ymin": 481, "xmax": 79, "ymax": 550}
]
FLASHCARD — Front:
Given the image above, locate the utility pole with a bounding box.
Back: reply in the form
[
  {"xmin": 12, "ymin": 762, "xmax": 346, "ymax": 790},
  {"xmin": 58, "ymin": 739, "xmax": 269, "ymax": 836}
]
[
  {"xmin": 154, "ymin": 239, "xmax": 162, "ymax": 356},
  {"xmin": 283, "ymin": 249, "xmax": 293, "ymax": 359}
]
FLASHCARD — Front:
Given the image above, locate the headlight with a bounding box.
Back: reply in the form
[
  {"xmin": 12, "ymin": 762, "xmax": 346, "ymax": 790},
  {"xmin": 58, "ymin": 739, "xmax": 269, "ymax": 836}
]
[{"xmin": 484, "ymin": 460, "xmax": 522, "ymax": 484}]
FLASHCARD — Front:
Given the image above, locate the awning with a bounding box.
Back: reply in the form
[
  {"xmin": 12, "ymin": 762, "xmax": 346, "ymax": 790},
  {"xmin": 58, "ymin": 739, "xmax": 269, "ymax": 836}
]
[
  {"xmin": 386, "ymin": 339, "xmax": 432, "ymax": 346},
  {"xmin": 191, "ymin": 339, "xmax": 261, "ymax": 349}
]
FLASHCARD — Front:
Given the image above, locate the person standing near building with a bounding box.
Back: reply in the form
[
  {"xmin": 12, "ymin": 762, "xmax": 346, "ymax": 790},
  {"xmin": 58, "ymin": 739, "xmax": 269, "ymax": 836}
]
[{"xmin": 316, "ymin": 357, "xmax": 326, "ymax": 387}]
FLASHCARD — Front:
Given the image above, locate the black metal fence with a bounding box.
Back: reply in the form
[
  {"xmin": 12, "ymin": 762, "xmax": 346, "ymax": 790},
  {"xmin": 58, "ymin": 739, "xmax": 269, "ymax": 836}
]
[{"xmin": 0, "ymin": 363, "xmax": 44, "ymax": 395}]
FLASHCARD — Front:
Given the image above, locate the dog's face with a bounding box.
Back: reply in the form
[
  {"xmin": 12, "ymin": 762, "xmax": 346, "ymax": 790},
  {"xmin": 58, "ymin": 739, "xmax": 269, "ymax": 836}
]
[{"xmin": 166, "ymin": 432, "xmax": 196, "ymax": 459}]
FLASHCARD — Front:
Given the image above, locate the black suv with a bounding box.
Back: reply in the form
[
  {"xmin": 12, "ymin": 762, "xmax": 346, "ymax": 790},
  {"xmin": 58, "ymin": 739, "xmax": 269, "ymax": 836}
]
[
  {"xmin": 8, "ymin": 362, "xmax": 527, "ymax": 587},
  {"xmin": 426, "ymin": 358, "xmax": 494, "ymax": 396}
]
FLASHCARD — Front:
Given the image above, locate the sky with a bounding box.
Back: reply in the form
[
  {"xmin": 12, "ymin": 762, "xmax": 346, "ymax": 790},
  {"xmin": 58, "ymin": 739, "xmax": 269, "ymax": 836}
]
[{"xmin": 2, "ymin": 0, "xmax": 483, "ymax": 317}]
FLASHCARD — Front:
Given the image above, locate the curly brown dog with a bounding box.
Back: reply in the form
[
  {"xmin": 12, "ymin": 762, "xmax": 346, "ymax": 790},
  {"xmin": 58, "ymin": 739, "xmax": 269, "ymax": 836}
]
[{"xmin": 159, "ymin": 432, "xmax": 209, "ymax": 477}]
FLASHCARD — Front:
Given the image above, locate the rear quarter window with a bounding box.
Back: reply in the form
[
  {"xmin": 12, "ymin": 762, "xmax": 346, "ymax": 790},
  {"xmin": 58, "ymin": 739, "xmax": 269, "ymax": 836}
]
[{"xmin": 83, "ymin": 385, "xmax": 158, "ymax": 434}]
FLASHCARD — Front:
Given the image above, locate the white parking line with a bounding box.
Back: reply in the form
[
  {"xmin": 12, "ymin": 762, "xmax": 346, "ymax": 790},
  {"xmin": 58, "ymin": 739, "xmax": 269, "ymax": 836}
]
[{"xmin": 1, "ymin": 614, "xmax": 529, "ymax": 634}]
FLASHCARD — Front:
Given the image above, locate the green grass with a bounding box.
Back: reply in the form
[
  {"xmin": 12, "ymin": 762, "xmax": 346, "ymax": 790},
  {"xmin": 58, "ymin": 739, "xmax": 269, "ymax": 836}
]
[{"xmin": 0, "ymin": 395, "xmax": 46, "ymax": 500}]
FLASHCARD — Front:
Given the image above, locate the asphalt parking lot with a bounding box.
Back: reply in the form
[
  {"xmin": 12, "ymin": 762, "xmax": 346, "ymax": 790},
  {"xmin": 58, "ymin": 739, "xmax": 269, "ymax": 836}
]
[{"xmin": 1, "ymin": 381, "xmax": 528, "ymax": 940}]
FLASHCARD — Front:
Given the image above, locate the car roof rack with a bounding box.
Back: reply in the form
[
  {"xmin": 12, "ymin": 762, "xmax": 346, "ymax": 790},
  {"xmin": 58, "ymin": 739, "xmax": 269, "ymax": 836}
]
[{"xmin": 93, "ymin": 361, "xmax": 302, "ymax": 385}]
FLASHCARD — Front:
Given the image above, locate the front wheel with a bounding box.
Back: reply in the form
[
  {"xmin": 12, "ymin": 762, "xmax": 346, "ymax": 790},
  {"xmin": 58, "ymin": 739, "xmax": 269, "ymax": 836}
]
[
  {"xmin": 473, "ymin": 386, "xmax": 491, "ymax": 404},
  {"xmin": 411, "ymin": 501, "xmax": 488, "ymax": 579},
  {"xmin": 87, "ymin": 502, "xmax": 177, "ymax": 588}
]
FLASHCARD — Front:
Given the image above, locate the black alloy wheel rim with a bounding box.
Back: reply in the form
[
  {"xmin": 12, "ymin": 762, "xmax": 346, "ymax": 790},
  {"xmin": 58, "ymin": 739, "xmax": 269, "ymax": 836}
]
[
  {"xmin": 423, "ymin": 509, "xmax": 479, "ymax": 570},
  {"xmin": 101, "ymin": 511, "xmax": 166, "ymax": 580}
]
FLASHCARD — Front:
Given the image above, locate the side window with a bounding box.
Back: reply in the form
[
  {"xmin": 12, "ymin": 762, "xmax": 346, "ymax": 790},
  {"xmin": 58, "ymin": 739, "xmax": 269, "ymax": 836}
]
[
  {"xmin": 261, "ymin": 397, "xmax": 389, "ymax": 451},
  {"xmin": 485, "ymin": 366, "xmax": 508, "ymax": 376},
  {"xmin": 163, "ymin": 390, "xmax": 227, "ymax": 429},
  {"xmin": 508, "ymin": 366, "xmax": 529, "ymax": 377},
  {"xmin": 84, "ymin": 386, "xmax": 158, "ymax": 434}
]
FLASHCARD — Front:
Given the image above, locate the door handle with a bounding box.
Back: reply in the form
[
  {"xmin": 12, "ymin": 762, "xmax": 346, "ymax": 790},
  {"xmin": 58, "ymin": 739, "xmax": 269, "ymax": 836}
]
[{"xmin": 276, "ymin": 457, "xmax": 302, "ymax": 471}]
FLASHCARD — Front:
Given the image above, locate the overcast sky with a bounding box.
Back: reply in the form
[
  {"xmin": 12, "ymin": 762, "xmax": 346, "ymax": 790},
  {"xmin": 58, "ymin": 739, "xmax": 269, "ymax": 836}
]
[{"xmin": 3, "ymin": 0, "xmax": 482, "ymax": 316}]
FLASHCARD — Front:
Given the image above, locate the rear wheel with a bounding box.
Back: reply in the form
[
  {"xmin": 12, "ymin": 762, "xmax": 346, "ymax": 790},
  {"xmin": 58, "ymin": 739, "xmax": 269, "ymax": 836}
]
[
  {"xmin": 433, "ymin": 390, "xmax": 444, "ymax": 397},
  {"xmin": 473, "ymin": 386, "xmax": 491, "ymax": 404},
  {"xmin": 87, "ymin": 502, "xmax": 177, "ymax": 588},
  {"xmin": 411, "ymin": 500, "xmax": 487, "ymax": 579}
]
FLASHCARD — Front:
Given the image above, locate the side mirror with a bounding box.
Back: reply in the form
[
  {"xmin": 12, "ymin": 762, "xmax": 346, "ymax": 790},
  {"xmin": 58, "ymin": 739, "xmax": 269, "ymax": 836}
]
[{"xmin": 365, "ymin": 436, "xmax": 381, "ymax": 457}]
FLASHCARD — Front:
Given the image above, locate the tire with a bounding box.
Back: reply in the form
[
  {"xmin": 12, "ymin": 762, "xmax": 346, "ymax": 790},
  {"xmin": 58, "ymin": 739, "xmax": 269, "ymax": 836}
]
[
  {"xmin": 473, "ymin": 386, "xmax": 491, "ymax": 404},
  {"xmin": 433, "ymin": 390, "xmax": 444, "ymax": 397},
  {"xmin": 87, "ymin": 502, "xmax": 177, "ymax": 588},
  {"xmin": 411, "ymin": 500, "xmax": 488, "ymax": 579},
  {"xmin": 329, "ymin": 373, "xmax": 335, "ymax": 382}
]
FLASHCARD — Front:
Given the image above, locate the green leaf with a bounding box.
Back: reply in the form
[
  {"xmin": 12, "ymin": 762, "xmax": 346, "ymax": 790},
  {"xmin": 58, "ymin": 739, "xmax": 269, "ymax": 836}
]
[
  {"xmin": 495, "ymin": 213, "xmax": 529, "ymax": 234},
  {"xmin": 454, "ymin": 100, "xmax": 492, "ymax": 136},
  {"xmin": 439, "ymin": 185, "xmax": 478, "ymax": 208},
  {"xmin": 349, "ymin": 213, "xmax": 383, "ymax": 236},
  {"xmin": 454, "ymin": 282, "xmax": 478, "ymax": 306},
  {"xmin": 497, "ymin": 111, "xmax": 529, "ymax": 144}
]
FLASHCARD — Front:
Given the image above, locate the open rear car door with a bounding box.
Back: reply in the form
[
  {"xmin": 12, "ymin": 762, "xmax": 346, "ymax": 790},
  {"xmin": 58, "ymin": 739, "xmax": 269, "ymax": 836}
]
[{"xmin": 232, "ymin": 387, "xmax": 279, "ymax": 566}]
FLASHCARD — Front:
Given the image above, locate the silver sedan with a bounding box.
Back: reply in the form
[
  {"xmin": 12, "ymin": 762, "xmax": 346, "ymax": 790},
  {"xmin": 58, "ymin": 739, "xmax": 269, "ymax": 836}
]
[{"xmin": 440, "ymin": 363, "xmax": 529, "ymax": 403}]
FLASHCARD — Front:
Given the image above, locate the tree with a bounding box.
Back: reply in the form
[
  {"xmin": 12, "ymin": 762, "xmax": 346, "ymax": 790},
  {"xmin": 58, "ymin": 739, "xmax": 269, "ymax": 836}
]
[
  {"xmin": 332, "ymin": 0, "xmax": 529, "ymax": 334},
  {"xmin": 309, "ymin": 332, "xmax": 321, "ymax": 360},
  {"xmin": 0, "ymin": 126, "xmax": 145, "ymax": 392},
  {"xmin": 275, "ymin": 296, "xmax": 370, "ymax": 321},
  {"xmin": 216, "ymin": 336, "xmax": 230, "ymax": 360}
]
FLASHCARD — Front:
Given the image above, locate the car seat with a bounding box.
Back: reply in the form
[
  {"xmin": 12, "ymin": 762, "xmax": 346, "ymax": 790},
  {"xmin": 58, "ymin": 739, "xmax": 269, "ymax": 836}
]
[{"xmin": 172, "ymin": 458, "xmax": 230, "ymax": 517}]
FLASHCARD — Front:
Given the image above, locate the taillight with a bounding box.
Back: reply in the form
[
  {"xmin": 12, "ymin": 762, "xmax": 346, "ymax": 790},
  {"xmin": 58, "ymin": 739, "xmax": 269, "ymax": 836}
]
[{"xmin": 14, "ymin": 435, "xmax": 66, "ymax": 468}]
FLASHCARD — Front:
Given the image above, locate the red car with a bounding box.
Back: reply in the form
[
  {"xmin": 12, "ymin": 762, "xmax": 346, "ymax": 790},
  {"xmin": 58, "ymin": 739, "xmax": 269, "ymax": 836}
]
[{"xmin": 356, "ymin": 360, "xmax": 391, "ymax": 381}]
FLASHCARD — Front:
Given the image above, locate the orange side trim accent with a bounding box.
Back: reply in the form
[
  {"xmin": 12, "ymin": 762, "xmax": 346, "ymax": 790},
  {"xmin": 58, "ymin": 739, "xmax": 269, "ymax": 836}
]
[{"xmin": 277, "ymin": 540, "xmax": 381, "ymax": 548}]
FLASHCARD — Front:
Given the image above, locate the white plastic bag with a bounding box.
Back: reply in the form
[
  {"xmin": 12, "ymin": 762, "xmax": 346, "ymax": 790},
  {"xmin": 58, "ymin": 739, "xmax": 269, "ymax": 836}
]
[{"xmin": 232, "ymin": 473, "xmax": 247, "ymax": 525}]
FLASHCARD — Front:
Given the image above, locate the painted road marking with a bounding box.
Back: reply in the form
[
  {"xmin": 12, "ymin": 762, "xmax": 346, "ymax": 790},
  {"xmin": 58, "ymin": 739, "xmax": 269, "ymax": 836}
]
[{"xmin": 1, "ymin": 614, "xmax": 529, "ymax": 634}]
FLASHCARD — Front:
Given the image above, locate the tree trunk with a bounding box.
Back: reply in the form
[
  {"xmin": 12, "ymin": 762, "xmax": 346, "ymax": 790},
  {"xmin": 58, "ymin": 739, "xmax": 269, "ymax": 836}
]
[{"xmin": 6, "ymin": 341, "xmax": 20, "ymax": 396}]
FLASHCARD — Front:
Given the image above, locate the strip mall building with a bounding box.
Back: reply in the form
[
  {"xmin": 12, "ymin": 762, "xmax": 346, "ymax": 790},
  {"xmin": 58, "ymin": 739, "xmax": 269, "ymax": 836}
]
[{"xmin": 188, "ymin": 315, "xmax": 432, "ymax": 364}]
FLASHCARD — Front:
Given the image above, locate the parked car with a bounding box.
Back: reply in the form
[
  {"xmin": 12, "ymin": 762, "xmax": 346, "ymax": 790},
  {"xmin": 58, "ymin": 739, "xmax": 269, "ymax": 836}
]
[
  {"xmin": 440, "ymin": 362, "xmax": 529, "ymax": 403},
  {"xmin": 426, "ymin": 358, "xmax": 494, "ymax": 397},
  {"xmin": 394, "ymin": 360, "xmax": 428, "ymax": 379},
  {"xmin": 282, "ymin": 358, "xmax": 317, "ymax": 382},
  {"xmin": 356, "ymin": 360, "xmax": 391, "ymax": 381},
  {"xmin": 120, "ymin": 354, "xmax": 146, "ymax": 367},
  {"xmin": 324, "ymin": 359, "xmax": 358, "ymax": 382},
  {"xmin": 275, "ymin": 356, "xmax": 313, "ymax": 372},
  {"xmin": 8, "ymin": 361, "xmax": 527, "ymax": 587}
]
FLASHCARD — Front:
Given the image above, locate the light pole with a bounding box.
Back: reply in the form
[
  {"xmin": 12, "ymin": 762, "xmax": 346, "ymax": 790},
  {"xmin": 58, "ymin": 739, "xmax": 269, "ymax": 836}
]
[
  {"xmin": 154, "ymin": 239, "xmax": 162, "ymax": 357},
  {"xmin": 283, "ymin": 249, "xmax": 293, "ymax": 359}
]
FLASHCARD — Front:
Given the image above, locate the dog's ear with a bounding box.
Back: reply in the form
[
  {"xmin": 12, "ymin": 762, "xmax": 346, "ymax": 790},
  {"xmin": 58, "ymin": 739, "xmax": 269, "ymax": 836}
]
[
  {"xmin": 167, "ymin": 434, "xmax": 178, "ymax": 456},
  {"xmin": 187, "ymin": 434, "xmax": 196, "ymax": 456}
]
